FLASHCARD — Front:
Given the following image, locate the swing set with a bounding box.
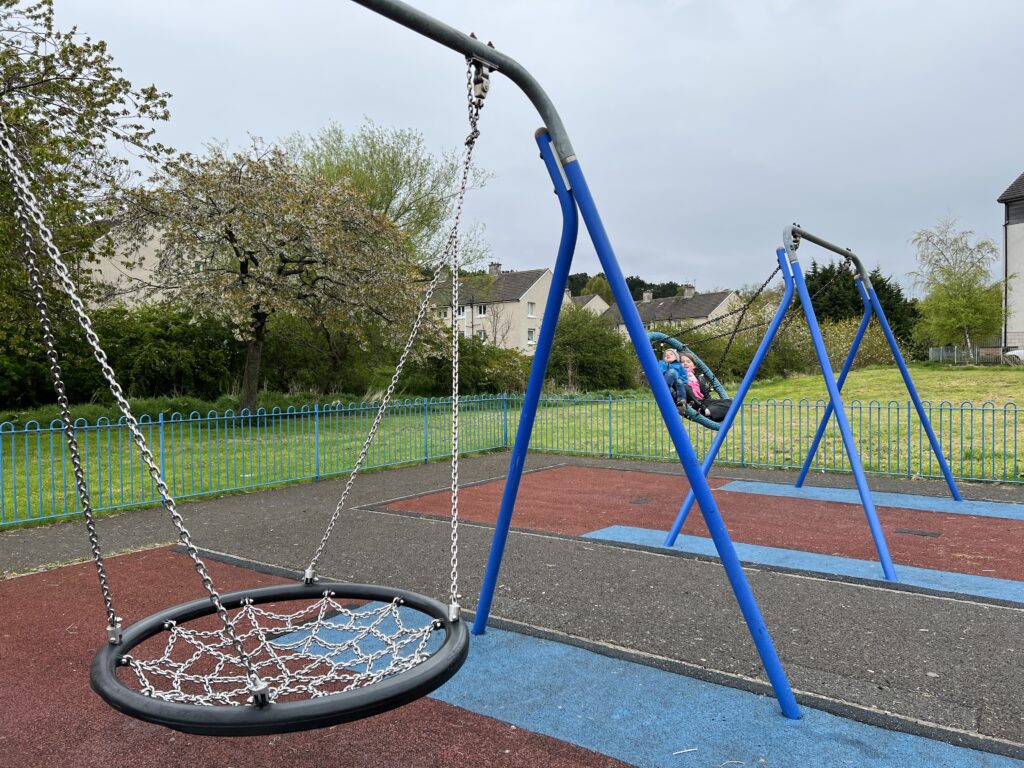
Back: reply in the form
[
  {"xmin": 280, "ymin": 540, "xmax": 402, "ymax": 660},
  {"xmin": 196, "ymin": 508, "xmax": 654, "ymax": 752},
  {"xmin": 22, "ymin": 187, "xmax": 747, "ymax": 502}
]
[
  {"xmin": 658, "ymin": 226, "xmax": 963, "ymax": 583},
  {"xmin": 3, "ymin": 0, "xmax": 961, "ymax": 738}
]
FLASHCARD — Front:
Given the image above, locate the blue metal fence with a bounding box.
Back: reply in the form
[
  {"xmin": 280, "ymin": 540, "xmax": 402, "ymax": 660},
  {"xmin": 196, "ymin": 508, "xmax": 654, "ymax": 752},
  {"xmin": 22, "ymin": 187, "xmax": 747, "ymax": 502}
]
[{"xmin": 1, "ymin": 394, "xmax": 1020, "ymax": 527}]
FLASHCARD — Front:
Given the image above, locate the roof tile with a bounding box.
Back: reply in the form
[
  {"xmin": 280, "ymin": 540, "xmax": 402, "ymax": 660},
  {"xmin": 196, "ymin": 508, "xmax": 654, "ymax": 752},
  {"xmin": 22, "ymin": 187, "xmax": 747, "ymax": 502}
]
[{"xmin": 998, "ymin": 170, "xmax": 1024, "ymax": 204}]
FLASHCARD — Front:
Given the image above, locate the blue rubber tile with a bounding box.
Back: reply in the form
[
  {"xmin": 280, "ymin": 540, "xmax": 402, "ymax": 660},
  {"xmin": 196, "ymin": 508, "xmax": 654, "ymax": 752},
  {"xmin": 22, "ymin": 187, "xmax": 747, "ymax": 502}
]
[
  {"xmin": 433, "ymin": 627, "xmax": 1020, "ymax": 767},
  {"xmin": 721, "ymin": 481, "xmax": 1024, "ymax": 521},
  {"xmin": 583, "ymin": 526, "xmax": 1024, "ymax": 604}
]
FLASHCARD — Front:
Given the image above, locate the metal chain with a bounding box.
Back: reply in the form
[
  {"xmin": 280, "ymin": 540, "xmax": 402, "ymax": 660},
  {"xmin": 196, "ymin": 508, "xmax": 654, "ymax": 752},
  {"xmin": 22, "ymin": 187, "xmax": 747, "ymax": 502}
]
[
  {"xmin": 304, "ymin": 59, "xmax": 489, "ymax": 620},
  {"xmin": 7, "ymin": 165, "xmax": 121, "ymax": 639},
  {"xmin": 713, "ymin": 265, "xmax": 782, "ymax": 375},
  {"xmin": 0, "ymin": 114, "xmax": 270, "ymax": 703},
  {"xmin": 660, "ymin": 256, "xmax": 851, "ymax": 358}
]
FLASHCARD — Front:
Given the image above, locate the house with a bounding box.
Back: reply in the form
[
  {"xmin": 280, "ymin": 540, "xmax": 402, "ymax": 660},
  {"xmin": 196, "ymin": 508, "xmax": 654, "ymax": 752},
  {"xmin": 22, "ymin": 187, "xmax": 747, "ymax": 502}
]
[
  {"xmin": 603, "ymin": 284, "xmax": 738, "ymax": 334},
  {"xmin": 570, "ymin": 293, "xmax": 610, "ymax": 315},
  {"xmin": 436, "ymin": 262, "xmax": 571, "ymax": 353},
  {"xmin": 998, "ymin": 170, "xmax": 1024, "ymax": 350}
]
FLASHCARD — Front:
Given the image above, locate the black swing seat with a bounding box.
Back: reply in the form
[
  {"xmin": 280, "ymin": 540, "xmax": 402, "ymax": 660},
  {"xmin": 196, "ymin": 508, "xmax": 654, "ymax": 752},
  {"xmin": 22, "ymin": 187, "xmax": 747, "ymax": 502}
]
[
  {"xmin": 647, "ymin": 331, "xmax": 730, "ymax": 431},
  {"xmin": 91, "ymin": 582, "xmax": 469, "ymax": 737}
]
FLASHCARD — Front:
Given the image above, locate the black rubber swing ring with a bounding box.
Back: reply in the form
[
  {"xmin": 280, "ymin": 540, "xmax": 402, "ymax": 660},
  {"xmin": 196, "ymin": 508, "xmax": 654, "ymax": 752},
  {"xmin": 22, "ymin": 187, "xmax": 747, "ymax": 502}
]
[{"xmin": 91, "ymin": 582, "xmax": 470, "ymax": 737}]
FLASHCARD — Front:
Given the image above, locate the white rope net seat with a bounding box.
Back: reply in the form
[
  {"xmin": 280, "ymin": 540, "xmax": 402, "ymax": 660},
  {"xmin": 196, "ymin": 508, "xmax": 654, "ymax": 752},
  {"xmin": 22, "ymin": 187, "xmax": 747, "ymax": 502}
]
[{"xmin": 119, "ymin": 592, "xmax": 444, "ymax": 707}]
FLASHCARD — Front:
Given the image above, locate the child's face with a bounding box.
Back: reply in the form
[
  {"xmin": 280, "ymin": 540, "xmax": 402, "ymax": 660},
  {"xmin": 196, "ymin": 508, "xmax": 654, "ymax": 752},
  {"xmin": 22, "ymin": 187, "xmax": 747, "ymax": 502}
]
[
  {"xmin": 680, "ymin": 356, "xmax": 696, "ymax": 371},
  {"xmin": 663, "ymin": 350, "xmax": 677, "ymax": 363}
]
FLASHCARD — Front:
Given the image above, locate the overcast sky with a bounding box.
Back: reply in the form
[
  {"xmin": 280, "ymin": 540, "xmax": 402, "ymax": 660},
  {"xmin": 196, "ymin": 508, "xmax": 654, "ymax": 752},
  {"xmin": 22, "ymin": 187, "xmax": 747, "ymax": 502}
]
[{"xmin": 59, "ymin": 0, "xmax": 1024, "ymax": 295}]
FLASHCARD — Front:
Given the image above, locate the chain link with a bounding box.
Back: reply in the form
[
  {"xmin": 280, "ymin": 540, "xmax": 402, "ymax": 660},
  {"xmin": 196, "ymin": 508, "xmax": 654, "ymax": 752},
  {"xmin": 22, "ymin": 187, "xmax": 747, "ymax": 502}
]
[
  {"xmin": 0, "ymin": 114, "xmax": 269, "ymax": 700},
  {"xmin": 6, "ymin": 158, "xmax": 120, "ymax": 636},
  {"xmin": 304, "ymin": 59, "xmax": 489, "ymax": 620}
]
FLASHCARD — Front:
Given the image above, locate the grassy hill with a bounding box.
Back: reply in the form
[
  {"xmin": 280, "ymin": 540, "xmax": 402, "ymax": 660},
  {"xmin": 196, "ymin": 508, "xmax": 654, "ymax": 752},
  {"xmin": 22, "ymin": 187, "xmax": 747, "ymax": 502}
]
[{"xmin": 743, "ymin": 364, "xmax": 1023, "ymax": 407}]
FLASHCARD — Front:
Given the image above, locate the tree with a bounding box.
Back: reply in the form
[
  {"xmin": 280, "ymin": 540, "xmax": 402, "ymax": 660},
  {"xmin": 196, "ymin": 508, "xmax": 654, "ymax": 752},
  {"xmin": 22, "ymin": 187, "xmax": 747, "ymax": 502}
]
[
  {"xmin": 287, "ymin": 120, "xmax": 489, "ymax": 265},
  {"xmin": 868, "ymin": 267, "xmax": 919, "ymax": 347},
  {"xmin": 0, "ymin": 0, "xmax": 170, "ymax": 390},
  {"xmin": 483, "ymin": 302, "xmax": 513, "ymax": 346},
  {"xmin": 549, "ymin": 305, "xmax": 634, "ymax": 391},
  {"xmin": 567, "ymin": 272, "xmax": 590, "ymax": 297},
  {"xmin": 582, "ymin": 273, "xmax": 614, "ymax": 306},
  {"xmin": 120, "ymin": 141, "xmax": 418, "ymax": 410},
  {"xmin": 800, "ymin": 260, "xmax": 918, "ymax": 345},
  {"xmin": 911, "ymin": 217, "xmax": 1003, "ymax": 354}
]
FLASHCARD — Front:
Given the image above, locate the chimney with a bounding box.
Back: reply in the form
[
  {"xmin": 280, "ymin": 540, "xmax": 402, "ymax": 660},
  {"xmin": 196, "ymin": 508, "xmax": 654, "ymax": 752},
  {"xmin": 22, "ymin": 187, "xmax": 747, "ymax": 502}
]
[
  {"xmin": 488, "ymin": 261, "xmax": 501, "ymax": 276},
  {"xmin": 642, "ymin": 290, "xmax": 653, "ymax": 303},
  {"xmin": 681, "ymin": 283, "xmax": 695, "ymax": 299}
]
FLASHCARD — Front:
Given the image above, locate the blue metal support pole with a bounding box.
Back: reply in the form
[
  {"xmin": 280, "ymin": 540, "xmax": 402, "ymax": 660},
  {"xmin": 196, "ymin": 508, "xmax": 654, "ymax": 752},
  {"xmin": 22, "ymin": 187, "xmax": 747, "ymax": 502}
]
[
  {"xmin": 350, "ymin": 0, "xmax": 798, "ymax": 718},
  {"xmin": 867, "ymin": 286, "xmax": 962, "ymax": 500},
  {"xmin": 473, "ymin": 129, "xmax": 579, "ymax": 636},
  {"xmin": 664, "ymin": 249, "xmax": 795, "ymax": 546},
  {"xmin": 784, "ymin": 233, "xmax": 897, "ymax": 582},
  {"xmin": 795, "ymin": 279, "xmax": 874, "ymax": 488},
  {"xmin": 565, "ymin": 160, "xmax": 799, "ymax": 719}
]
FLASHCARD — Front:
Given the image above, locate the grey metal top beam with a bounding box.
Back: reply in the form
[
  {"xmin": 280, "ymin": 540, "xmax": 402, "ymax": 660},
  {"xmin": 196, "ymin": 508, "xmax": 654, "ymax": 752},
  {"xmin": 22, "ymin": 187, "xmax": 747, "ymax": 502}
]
[
  {"xmin": 351, "ymin": 0, "xmax": 576, "ymax": 163},
  {"xmin": 783, "ymin": 224, "xmax": 874, "ymax": 290}
]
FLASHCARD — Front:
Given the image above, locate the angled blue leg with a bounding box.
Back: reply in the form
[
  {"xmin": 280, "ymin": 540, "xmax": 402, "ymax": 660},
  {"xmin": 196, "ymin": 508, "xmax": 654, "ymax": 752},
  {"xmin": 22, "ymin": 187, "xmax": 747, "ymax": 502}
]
[
  {"xmin": 566, "ymin": 160, "xmax": 799, "ymax": 719},
  {"xmin": 473, "ymin": 129, "xmax": 578, "ymax": 636},
  {"xmin": 795, "ymin": 279, "xmax": 874, "ymax": 488},
  {"xmin": 867, "ymin": 286, "xmax": 962, "ymax": 500},
  {"xmin": 664, "ymin": 249, "xmax": 795, "ymax": 546},
  {"xmin": 787, "ymin": 251, "xmax": 898, "ymax": 582}
]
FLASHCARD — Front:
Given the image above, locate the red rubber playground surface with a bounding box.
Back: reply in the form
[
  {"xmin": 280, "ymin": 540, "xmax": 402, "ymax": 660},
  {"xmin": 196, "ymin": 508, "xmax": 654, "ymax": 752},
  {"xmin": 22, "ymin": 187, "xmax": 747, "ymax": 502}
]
[
  {"xmin": 385, "ymin": 465, "xmax": 1024, "ymax": 580},
  {"xmin": 0, "ymin": 547, "xmax": 627, "ymax": 768}
]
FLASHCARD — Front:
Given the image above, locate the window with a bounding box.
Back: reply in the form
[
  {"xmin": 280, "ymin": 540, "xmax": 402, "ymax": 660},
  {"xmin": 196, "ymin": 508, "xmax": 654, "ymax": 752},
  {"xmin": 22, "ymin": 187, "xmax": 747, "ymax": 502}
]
[
  {"xmin": 527, "ymin": 328, "xmax": 536, "ymax": 344},
  {"xmin": 457, "ymin": 305, "xmax": 465, "ymax": 317},
  {"xmin": 477, "ymin": 304, "xmax": 487, "ymax": 315},
  {"xmin": 476, "ymin": 330, "xmax": 487, "ymax": 341},
  {"xmin": 438, "ymin": 307, "xmax": 447, "ymax": 318},
  {"xmin": 527, "ymin": 302, "xmax": 536, "ymax": 317}
]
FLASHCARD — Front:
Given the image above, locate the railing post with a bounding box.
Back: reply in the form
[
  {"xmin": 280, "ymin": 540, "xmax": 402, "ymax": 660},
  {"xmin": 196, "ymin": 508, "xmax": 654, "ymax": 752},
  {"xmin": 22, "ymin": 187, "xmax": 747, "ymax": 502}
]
[
  {"xmin": 502, "ymin": 393, "xmax": 508, "ymax": 449},
  {"xmin": 740, "ymin": 403, "xmax": 746, "ymax": 467},
  {"xmin": 313, "ymin": 404, "xmax": 321, "ymax": 480},
  {"xmin": 608, "ymin": 394, "xmax": 613, "ymax": 458},
  {"xmin": 907, "ymin": 400, "xmax": 912, "ymax": 477},
  {"xmin": 423, "ymin": 398, "xmax": 430, "ymax": 463},
  {"xmin": 158, "ymin": 412, "xmax": 166, "ymax": 484}
]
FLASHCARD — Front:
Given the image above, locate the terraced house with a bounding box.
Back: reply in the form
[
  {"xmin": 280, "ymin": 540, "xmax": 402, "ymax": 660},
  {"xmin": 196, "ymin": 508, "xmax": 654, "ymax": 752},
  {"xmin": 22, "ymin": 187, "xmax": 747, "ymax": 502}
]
[{"xmin": 436, "ymin": 262, "xmax": 571, "ymax": 353}]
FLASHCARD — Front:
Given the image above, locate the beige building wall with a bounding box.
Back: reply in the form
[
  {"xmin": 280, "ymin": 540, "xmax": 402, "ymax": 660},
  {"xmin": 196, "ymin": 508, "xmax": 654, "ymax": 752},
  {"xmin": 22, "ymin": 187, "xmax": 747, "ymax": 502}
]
[
  {"xmin": 1006, "ymin": 222, "xmax": 1024, "ymax": 348},
  {"xmin": 451, "ymin": 270, "xmax": 572, "ymax": 354},
  {"xmin": 89, "ymin": 233, "xmax": 162, "ymax": 306}
]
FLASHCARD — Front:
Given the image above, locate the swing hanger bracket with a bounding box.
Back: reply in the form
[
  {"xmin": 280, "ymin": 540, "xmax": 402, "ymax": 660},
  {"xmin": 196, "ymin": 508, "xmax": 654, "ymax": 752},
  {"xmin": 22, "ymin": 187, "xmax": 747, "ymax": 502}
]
[
  {"xmin": 467, "ymin": 37, "xmax": 497, "ymax": 103},
  {"xmin": 107, "ymin": 618, "xmax": 123, "ymax": 645}
]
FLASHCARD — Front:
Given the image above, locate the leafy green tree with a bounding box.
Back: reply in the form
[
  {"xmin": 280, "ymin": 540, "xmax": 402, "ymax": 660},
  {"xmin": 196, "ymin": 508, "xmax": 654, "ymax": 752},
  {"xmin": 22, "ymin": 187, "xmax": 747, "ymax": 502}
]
[
  {"xmin": 120, "ymin": 141, "xmax": 417, "ymax": 410},
  {"xmin": 567, "ymin": 272, "xmax": 590, "ymax": 297},
  {"xmin": 911, "ymin": 217, "xmax": 1003, "ymax": 353},
  {"xmin": 868, "ymin": 267, "xmax": 919, "ymax": 348},
  {"xmin": 800, "ymin": 261, "xmax": 918, "ymax": 345},
  {"xmin": 625, "ymin": 275, "xmax": 681, "ymax": 301},
  {"xmin": 582, "ymin": 274, "xmax": 614, "ymax": 306},
  {"xmin": 0, "ymin": 0, "xmax": 170, "ymax": 392},
  {"xmin": 287, "ymin": 120, "xmax": 489, "ymax": 264},
  {"xmin": 800, "ymin": 261, "xmax": 860, "ymax": 321},
  {"xmin": 549, "ymin": 305, "xmax": 634, "ymax": 390},
  {"xmin": 404, "ymin": 336, "xmax": 530, "ymax": 396}
]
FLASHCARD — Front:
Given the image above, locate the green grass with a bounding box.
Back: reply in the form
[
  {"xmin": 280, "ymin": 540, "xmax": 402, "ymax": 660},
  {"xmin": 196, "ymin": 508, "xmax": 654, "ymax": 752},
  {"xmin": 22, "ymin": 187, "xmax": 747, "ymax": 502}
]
[{"xmin": 742, "ymin": 363, "xmax": 1024, "ymax": 407}]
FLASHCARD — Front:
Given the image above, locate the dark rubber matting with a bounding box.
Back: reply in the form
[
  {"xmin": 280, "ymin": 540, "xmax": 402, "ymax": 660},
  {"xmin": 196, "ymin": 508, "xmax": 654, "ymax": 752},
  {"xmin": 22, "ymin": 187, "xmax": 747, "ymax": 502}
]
[{"xmin": 385, "ymin": 465, "xmax": 1024, "ymax": 580}]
